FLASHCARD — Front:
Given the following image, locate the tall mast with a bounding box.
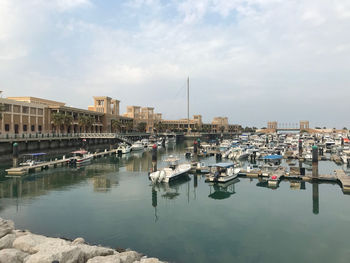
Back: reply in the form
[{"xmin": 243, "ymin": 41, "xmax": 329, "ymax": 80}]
[{"xmin": 187, "ymin": 77, "xmax": 189, "ymax": 132}]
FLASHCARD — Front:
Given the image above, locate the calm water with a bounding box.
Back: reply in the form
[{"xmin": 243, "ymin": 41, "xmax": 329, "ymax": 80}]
[{"xmin": 0, "ymin": 143, "xmax": 350, "ymax": 263}]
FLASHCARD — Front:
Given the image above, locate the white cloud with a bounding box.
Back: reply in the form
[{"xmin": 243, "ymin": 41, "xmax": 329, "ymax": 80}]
[{"xmin": 1, "ymin": 0, "xmax": 350, "ymax": 127}]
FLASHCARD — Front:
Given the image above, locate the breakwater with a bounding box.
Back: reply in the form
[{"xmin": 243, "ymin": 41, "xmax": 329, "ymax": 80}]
[{"xmin": 0, "ymin": 217, "xmax": 164, "ymax": 263}]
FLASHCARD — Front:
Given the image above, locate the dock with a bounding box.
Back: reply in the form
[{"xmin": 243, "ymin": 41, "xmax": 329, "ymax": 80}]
[
  {"xmin": 5, "ymin": 148, "xmax": 119, "ymax": 176},
  {"xmin": 335, "ymin": 169, "xmax": 350, "ymax": 193}
]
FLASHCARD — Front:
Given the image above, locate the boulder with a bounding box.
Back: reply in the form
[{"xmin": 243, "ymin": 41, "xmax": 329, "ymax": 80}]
[
  {"xmin": 0, "ymin": 248, "xmax": 29, "ymax": 263},
  {"xmin": 14, "ymin": 230, "xmax": 30, "ymax": 238},
  {"xmin": 72, "ymin": 237, "xmax": 85, "ymax": 245},
  {"xmin": 119, "ymin": 251, "xmax": 142, "ymax": 263},
  {"xmin": 87, "ymin": 254, "xmax": 121, "ymax": 263},
  {"xmin": 13, "ymin": 234, "xmax": 70, "ymax": 254},
  {"xmin": 75, "ymin": 243, "xmax": 115, "ymax": 261},
  {"xmin": 139, "ymin": 258, "xmax": 164, "ymax": 263},
  {"xmin": 0, "ymin": 218, "xmax": 14, "ymax": 238},
  {"xmin": 24, "ymin": 245, "xmax": 83, "ymax": 263},
  {"xmin": 0, "ymin": 233, "xmax": 16, "ymax": 249}
]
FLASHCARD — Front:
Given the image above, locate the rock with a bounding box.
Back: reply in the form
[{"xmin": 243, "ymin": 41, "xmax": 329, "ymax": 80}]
[
  {"xmin": 75, "ymin": 243, "xmax": 115, "ymax": 261},
  {"xmin": 14, "ymin": 230, "xmax": 30, "ymax": 238},
  {"xmin": 119, "ymin": 251, "xmax": 142, "ymax": 263},
  {"xmin": 0, "ymin": 218, "xmax": 14, "ymax": 238},
  {"xmin": 0, "ymin": 248, "xmax": 29, "ymax": 263},
  {"xmin": 13, "ymin": 234, "xmax": 70, "ymax": 254},
  {"xmin": 116, "ymin": 247, "xmax": 126, "ymax": 253},
  {"xmin": 72, "ymin": 237, "xmax": 85, "ymax": 245},
  {"xmin": 0, "ymin": 233, "xmax": 16, "ymax": 249},
  {"xmin": 24, "ymin": 245, "xmax": 83, "ymax": 263},
  {"xmin": 87, "ymin": 254, "xmax": 121, "ymax": 263},
  {"xmin": 140, "ymin": 258, "xmax": 164, "ymax": 263}
]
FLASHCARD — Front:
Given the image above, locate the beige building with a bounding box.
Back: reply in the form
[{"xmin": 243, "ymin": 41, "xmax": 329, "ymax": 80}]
[
  {"xmin": 0, "ymin": 97, "xmax": 47, "ymax": 134},
  {"xmin": 123, "ymin": 105, "xmax": 162, "ymax": 132}
]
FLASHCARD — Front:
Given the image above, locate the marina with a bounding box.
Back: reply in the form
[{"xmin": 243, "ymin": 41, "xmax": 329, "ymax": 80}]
[{"xmin": 0, "ymin": 140, "xmax": 350, "ymax": 263}]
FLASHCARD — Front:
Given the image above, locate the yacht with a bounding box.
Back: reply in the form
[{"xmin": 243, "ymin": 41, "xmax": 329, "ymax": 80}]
[
  {"xmin": 116, "ymin": 143, "xmax": 131, "ymax": 154},
  {"xmin": 149, "ymin": 156, "xmax": 191, "ymax": 183},
  {"xmin": 131, "ymin": 141, "xmax": 144, "ymax": 151},
  {"xmin": 206, "ymin": 163, "xmax": 240, "ymax": 183},
  {"xmin": 19, "ymin": 153, "xmax": 46, "ymax": 167},
  {"xmin": 70, "ymin": 150, "xmax": 93, "ymax": 166}
]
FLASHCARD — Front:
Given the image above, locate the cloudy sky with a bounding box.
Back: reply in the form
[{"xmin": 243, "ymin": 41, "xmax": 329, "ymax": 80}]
[{"xmin": 1, "ymin": 0, "xmax": 349, "ymax": 128}]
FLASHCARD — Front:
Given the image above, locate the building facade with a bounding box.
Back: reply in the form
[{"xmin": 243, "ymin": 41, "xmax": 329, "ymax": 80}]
[{"xmin": 0, "ymin": 94, "xmax": 240, "ymax": 135}]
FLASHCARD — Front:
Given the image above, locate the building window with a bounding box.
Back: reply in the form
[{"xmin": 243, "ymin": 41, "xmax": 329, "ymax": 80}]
[
  {"xmin": 5, "ymin": 124, "xmax": 9, "ymax": 132},
  {"xmin": 38, "ymin": 109, "xmax": 43, "ymax": 115},
  {"xmin": 13, "ymin": 105, "xmax": 21, "ymax": 113},
  {"xmin": 4, "ymin": 104, "xmax": 11, "ymax": 112},
  {"xmin": 30, "ymin": 108, "xmax": 36, "ymax": 115},
  {"xmin": 38, "ymin": 125, "xmax": 42, "ymax": 132},
  {"xmin": 31, "ymin": 125, "xmax": 35, "ymax": 132},
  {"xmin": 22, "ymin": 106, "xmax": 29, "ymax": 114},
  {"xmin": 23, "ymin": 124, "xmax": 27, "ymax": 132}
]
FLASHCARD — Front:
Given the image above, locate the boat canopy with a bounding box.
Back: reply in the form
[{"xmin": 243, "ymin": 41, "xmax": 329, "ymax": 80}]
[
  {"xmin": 263, "ymin": 155, "xmax": 282, "ymax": 160},
  {"xmin": 209, "ymin": 162, "xmax": 234, "ymax": 168},
  {"xmin": 22, "ymin": 153, "xmax": 46, "ymax": 156},
  {"xmin": 71, "ymin": 150, "xmax": 88, "ymax": 154}
]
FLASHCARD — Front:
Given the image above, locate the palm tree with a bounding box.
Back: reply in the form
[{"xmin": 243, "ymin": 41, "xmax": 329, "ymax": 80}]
[
  {"xmin": 111, "ymin": 120, "xmax": 122, "ymax": 133},
  {"xmin": 78, "ymin": 115, "xmax": 88, "ymax": 133},
  {"xmin": 86, "ymin": 116, "xmax": 95, "ymax": 133},
  {"xmin": 51, "ymin": 112, "xmax": 65, "ymax": 133},
  {"xmin": 137, "ymin": 122, "xmax": 147, "ymax": 132},
  {"xmin": 0, "ymin": 103, "xmax": 4, "ymax": 121},
  {"xmin": 126, "ymin": 122, "xmax": 133, "ymax": 133},
  {"xmin": 63, "ymin": 115, "xmax": 73, "ymax": 134}
]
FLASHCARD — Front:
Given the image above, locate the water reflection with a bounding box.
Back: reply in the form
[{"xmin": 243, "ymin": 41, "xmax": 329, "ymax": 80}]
[{"xmin": 208, "ymin": 178, "xmax": 239, "ymax": 200}]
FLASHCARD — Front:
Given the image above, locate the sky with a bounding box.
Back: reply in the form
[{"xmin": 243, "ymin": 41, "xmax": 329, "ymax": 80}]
[{"xmin": 0, "ymin": 0, "xmax": 349, "ymax": 128}]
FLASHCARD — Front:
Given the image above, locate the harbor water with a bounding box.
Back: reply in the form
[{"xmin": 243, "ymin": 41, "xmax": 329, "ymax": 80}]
[{"xmin": 0, "ymin": 143, "xmax": 349, "ymax": 263}]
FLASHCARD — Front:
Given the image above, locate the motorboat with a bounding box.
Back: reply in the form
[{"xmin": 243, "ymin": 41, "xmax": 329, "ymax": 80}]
[
  {"xmin": 141, "ymin": 139, "xmax": 149, "ymax": 148},
  {"xmin": 70, "ymin": 150, "xmax": 93, "ymax": 166},
  {"xmin": 19, "ymin": 153, "xmax": 46, "ymax": 167},
  {"xmin": 116, "ymin": 143, "xmax": 131, "ymax": 154},
  {"xmin": 131, "ymin": 141, "xmax": 144, "ymax": 151},
  {"xmin": 149, "ymin": 156, "xmax": 191, "ymax": 183},
  {"xmin": 206, "ymin": 162, "xmax": 240, "ymax": 183}
]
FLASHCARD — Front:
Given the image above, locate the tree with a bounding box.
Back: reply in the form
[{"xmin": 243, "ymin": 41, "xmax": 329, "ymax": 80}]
[
  {"xmin": 78, "ymin": 115, "xmax": 88, "ymax": 133},
  {"xmin": 0, "ymin": 103, "xmax": 5, "ymax": 122},
  {"xmin": 63, "ymin": 115, "xmax": 73, "ymax": 133},
  {"xmin": 51, "ymin": 112, "xmax": 65, "ymax": 133},
  {"xmin": 86, "ymin": 116, "xmax": 95, "ymax": 132},
  {"xmin": 126, "ymin": 122, "xmax": 134, "ymax": 133},
  {"xmin": 343, "ymin": 127, "xmax": 348, "ymax": 130},
  {"xmin": 154, "ymin": 121, "xmax": 165, "ymax": 133},
  {"xmin": 137, "ymin": 122, "xmax": 147, "ymax": 132},
  {"xmin": 220, "ymin": 126, "xmax": 225, "ymax": 133},
  {"xmin": 112, "ymin": 120, "xmax": 122, "ymax": 133}
]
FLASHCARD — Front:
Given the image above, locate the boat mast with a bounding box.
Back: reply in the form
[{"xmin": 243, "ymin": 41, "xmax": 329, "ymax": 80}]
[{"xmin": 187, "ymin": 76, "xmax": 189, "ymax": 133}]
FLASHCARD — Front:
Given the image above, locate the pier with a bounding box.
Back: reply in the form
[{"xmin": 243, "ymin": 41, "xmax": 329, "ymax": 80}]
[{"xmin": 5, "ymin": 148, "xmax": 120, "ymax": 176}]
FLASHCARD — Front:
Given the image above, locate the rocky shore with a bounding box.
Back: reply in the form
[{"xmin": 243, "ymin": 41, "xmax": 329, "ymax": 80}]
[{"xmin": 0, "ymin": 218, "xmax": 165, "ymax": 263}]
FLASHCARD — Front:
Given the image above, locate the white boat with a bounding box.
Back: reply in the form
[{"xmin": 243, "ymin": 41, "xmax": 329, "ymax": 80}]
[
  {"xmin": 141, "ymin": 139, "xmax": 149, "ymax": 148},
  {"xmin": 19, "ymin": 153, "xmax": 46, "ymax": 167},
  {"xmin": 116, "ymin": 143, "xmax": 131, "ymax": 154},
  {"xmin": 131, "ymin": 141, "xmax": 144, "ymax": 151},
  {"xmin": 70, "ymin": 150, "xmax": 93, "ymax": 166},
  {"xmin": 165, "ymin": 136, "xmax": 176, "ymax": 144},
  {"xmin": 149, "ymin": 156, "xmax": 191, "ymax": 183},
  {"xmin": 206, "ymin": 163, "xmax": 240, "ymax": 183}
]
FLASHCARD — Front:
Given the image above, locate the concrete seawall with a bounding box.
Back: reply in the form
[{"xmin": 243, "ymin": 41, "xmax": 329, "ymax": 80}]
[{"xmin": 0, "ymin": 218, "xmax": 164, "ymax": 263}]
